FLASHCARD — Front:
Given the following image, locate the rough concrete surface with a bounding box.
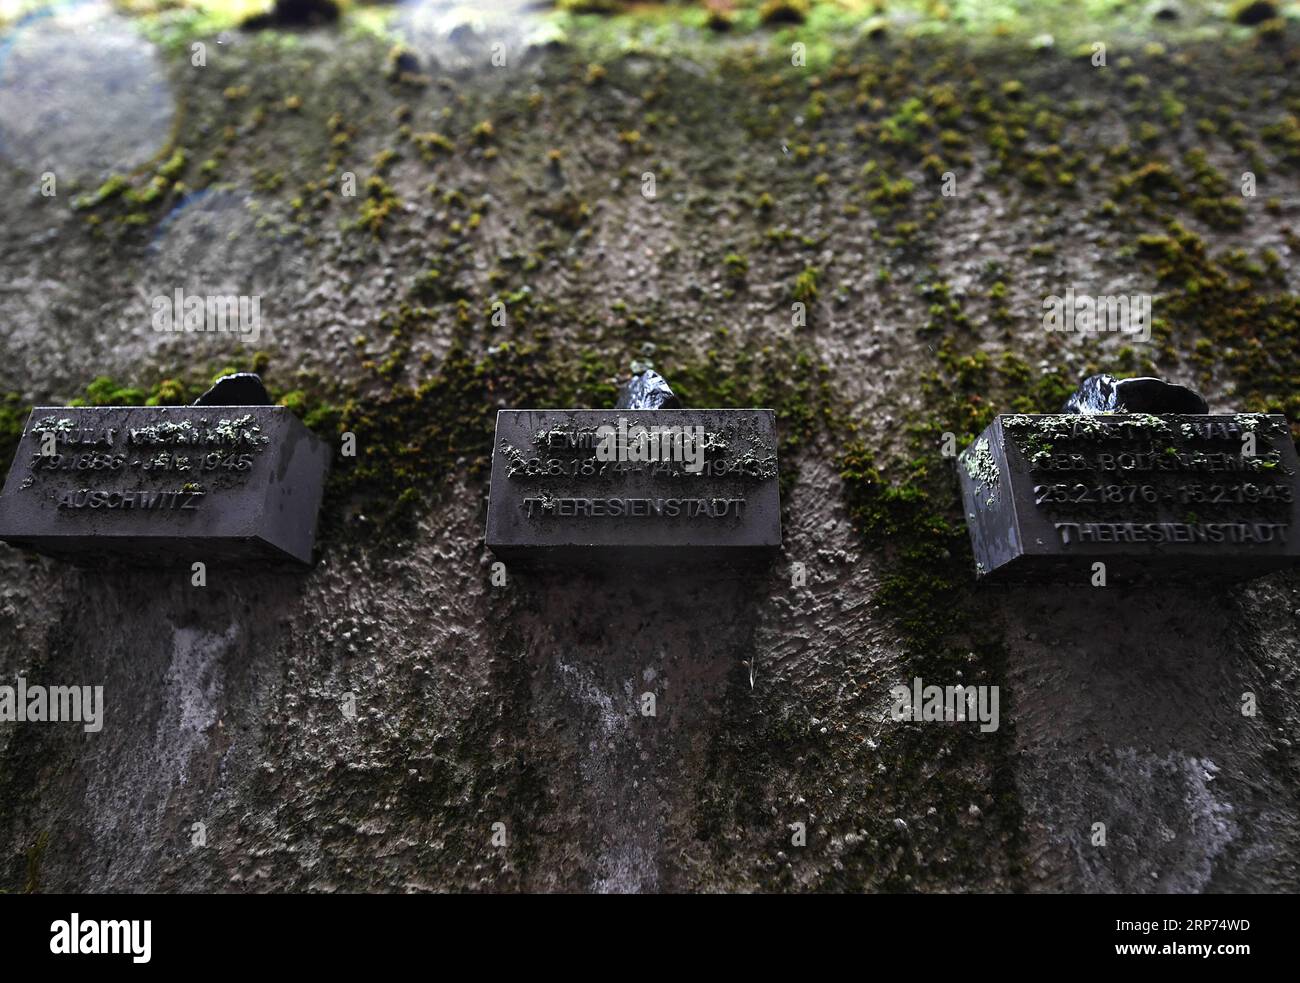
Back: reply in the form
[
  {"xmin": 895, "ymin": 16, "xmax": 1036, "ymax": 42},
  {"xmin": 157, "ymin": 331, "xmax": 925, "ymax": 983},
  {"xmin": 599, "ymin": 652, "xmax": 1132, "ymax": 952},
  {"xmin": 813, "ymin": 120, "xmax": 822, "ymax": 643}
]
[{"xmin": 1, "ymin": 0, "xmax": 1299, "ymax": 892}]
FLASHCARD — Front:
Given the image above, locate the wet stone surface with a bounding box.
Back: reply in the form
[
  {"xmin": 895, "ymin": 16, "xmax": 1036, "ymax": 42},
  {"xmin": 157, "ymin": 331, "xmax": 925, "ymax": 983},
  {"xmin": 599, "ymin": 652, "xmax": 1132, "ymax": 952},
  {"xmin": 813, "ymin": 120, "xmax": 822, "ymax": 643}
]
[
  {"xmin": 486, "ymin": 409, "xmax": 781, "ymax": 561},
  {"xmin": 0, "ymin": 405, "xmax": 330, "ymax": 565},
  {"xmin": 958, "ymin": 413, "xmax": 1300, "ymax": 583}
]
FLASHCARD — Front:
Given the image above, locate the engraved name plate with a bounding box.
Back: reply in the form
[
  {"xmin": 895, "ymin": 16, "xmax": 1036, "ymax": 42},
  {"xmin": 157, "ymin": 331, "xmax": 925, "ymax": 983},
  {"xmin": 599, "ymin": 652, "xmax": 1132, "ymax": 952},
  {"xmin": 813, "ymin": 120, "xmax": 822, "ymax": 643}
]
[
  {"xmin": 957, "ymin": 413, "xmax": 1300, "ymax": 583},
  {"xmin": 0, "ymin": 405, "xmax": 331, "ymax": 565},
  {"xmin": 485, "ymin": 409, "xmax": 781, "ymax": 561}
]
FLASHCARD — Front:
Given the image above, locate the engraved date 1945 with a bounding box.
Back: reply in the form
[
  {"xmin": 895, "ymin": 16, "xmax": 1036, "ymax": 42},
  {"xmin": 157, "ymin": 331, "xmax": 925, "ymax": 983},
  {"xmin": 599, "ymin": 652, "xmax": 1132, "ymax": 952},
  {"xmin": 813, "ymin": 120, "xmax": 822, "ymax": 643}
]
[{"xmin": 1034, "ymin": 482, "xmax": 1293, "ymax": 506}]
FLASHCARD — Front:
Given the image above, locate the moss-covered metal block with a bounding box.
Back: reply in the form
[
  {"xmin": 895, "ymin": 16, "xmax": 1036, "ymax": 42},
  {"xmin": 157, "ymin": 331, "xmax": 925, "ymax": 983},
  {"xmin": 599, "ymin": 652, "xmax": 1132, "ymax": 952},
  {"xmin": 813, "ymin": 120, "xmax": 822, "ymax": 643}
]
[
  {"xmin": 0, "ymin": 405, "xmax": 330, "ymax": 565},
  {"xmin": 486, "ymin": 408, "xmax": 781, "ymax": 562},
  {"xmin": 958, "ymin": 413, "xmax": 1300, "ymax": 583}
]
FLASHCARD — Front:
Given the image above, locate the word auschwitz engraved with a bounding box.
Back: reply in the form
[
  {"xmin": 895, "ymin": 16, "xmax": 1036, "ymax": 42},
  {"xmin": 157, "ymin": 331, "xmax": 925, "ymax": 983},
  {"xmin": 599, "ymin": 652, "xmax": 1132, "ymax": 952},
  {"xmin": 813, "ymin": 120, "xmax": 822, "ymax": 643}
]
[
  {"xmin": 23, "ymin": 413, "xmax": 269, "ymax": 515},
  {"xmin": 0, "ymin": 405, "xmax": 331, "ymax": 564}
]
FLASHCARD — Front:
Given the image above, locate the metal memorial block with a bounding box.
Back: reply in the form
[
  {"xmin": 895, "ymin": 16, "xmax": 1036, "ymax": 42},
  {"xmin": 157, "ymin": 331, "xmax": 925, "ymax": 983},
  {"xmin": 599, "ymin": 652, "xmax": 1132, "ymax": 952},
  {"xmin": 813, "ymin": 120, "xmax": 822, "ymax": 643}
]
[
  {"xmin": 957, "ymin": 413, "xmax": 1300, "ymax": 583},
  {"xmin": 0, "ymin": 404, "xmax": 331, "ymax": 565},
  {"xmin": 485, "ymin": 408, "xmax": 781, "ymax": 561}
]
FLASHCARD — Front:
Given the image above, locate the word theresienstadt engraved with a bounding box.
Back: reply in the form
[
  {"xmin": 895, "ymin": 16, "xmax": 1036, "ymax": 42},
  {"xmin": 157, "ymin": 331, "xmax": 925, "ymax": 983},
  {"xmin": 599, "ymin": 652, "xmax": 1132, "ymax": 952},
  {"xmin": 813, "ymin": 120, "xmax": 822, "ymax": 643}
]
[
  {"xmin": 486, "ymin": 409, "xmax": 781, "ymax": 560},
  {"xmin": 957, "ymin": 413, "xmax": 1300, "ymax": 583},
  {"xmin": 521, "ymin": 496, "xmax": 747, "ymax": 518}
]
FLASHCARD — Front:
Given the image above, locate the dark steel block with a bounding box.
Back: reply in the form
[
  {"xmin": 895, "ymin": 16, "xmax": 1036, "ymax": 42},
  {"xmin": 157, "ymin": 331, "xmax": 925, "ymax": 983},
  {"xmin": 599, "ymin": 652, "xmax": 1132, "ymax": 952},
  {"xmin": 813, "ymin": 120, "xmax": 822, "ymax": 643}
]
[
  {"xmin": 486, "ymin": 409, "xmax": 781, "ymax": 562},
  {"xmin": 957, "ymin": 413, "xmax": 1300, "ymax": 583},
  {"xmin": 0, "ymin": 405, "xmax": 331, "ymax": 565}
]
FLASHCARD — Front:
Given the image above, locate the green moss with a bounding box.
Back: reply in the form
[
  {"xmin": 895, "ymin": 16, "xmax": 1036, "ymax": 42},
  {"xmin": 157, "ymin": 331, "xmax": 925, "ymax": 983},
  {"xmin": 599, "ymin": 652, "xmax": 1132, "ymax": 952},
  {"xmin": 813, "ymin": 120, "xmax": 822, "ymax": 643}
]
[
  {"xmin": 0, "ymin": 392, "xmax": 30, "ymax": 474},
  {"xmin": 411, "ymin": 131, "xmax": 455, "ymax": 158},
  {"xmin": 82, "ymin": 377, "xmax": 148, "ymax": 407},
  {"xmin": 71, "ymin": 175, "xmax": 129, "ymax": 211},
  {"xmin": 127, "ymin": 175, "xmax": 169, "ymax": 206},
  {"xmin": 791, "ymin": 266, "xmax": 820, "ymax": 304},
  {"xmin": 830, "ymin": 328, "xmax": 1073, "ymax": 886},
  {"xmin": 355, "ymin": 176, "xmax": 400, "ymax": 236},
  {"xmin": 723, "ymin": 252, "xmax": 749, "ymax": 283},
  {"xmin": 24, "ymin": 830, "xmax": 48, "ymax": 894},
  {"xmin": 144, "ymin": 378, "xmax": 186, "ymax": 406},
  {"xmin": 557, "ymin": 0, "xmax": 624, "ymax": 12},
  {"xmin": 1115, "ymin": 160, "xmax": 1179, "ymax": 197},
  {"xmin": 157, "ymin": 149, "xmax": 187, "ymax": 181}
]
